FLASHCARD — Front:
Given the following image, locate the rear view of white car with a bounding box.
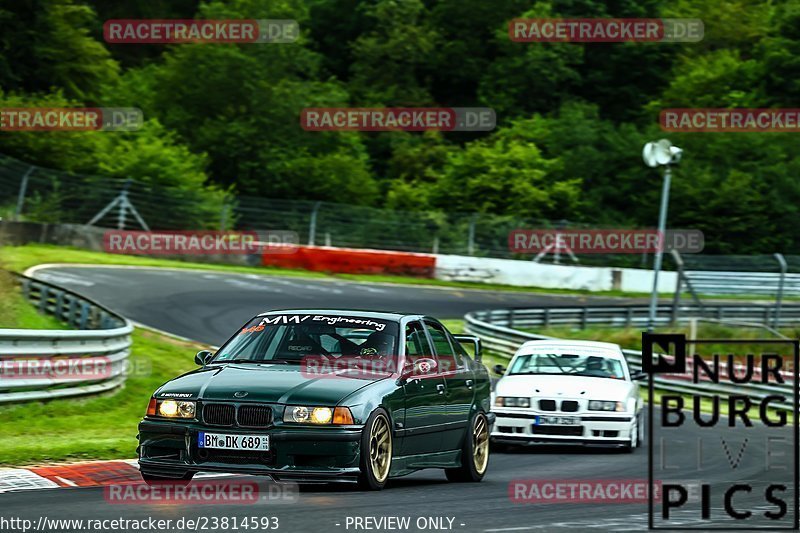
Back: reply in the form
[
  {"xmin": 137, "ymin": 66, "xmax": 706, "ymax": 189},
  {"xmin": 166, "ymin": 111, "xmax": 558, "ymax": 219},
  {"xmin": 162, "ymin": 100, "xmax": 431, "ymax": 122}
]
[{"xmin": 490, "ymin": 340, "xmax": 645, "ymax": 451}]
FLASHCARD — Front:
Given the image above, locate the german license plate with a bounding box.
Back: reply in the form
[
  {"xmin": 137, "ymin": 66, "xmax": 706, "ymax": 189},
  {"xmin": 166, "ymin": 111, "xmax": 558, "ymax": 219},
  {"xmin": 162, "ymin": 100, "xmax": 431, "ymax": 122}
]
[
  {"xmin": 535, "ymin": 415, "xmax": 580, "ymax": 426},
  {"xmin": 198, "ymin": 432, "xmax": 270, "ymax": 451}
]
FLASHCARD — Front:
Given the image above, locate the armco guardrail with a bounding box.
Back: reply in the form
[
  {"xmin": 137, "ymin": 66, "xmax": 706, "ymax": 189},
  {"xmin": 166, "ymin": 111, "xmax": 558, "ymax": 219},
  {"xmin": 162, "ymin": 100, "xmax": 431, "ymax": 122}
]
[
  {"xmin": 483, "ymin": 303, "xmax": 800, "ymax": 330},
  {"xmin": 0, "ymin": 275, "xmax": 133, "ymax": 403},
  {"xmin": 465, "ymin": 306, "xmax": 797, "ymax": 411}
]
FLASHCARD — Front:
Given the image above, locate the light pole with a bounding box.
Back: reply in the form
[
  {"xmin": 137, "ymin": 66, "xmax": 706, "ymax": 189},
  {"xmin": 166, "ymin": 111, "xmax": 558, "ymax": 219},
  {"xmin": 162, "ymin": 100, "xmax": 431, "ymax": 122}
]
[{"xmin": 642, "ymin": 140, "xmax": 682, "ymax": 332}]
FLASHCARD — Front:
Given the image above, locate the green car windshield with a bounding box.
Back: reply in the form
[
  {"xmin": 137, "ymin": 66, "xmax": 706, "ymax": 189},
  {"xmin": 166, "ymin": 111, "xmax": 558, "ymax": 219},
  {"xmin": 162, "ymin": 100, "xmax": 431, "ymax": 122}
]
[
  {"xmin": 508, "ymin": 353, "xmax": 625, "ymax": 380},
  {"xmin": 212, "ymin": 314, "xmax": 400, "ymax": 364}
]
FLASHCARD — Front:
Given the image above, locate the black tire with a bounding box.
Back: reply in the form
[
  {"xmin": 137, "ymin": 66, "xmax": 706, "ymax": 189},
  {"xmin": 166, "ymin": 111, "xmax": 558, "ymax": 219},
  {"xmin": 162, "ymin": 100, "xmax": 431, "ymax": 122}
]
[
  {"xmin": 140, "ymin": 471, "xmax": 194, "ymax": 486},
  {"xmin": 622, "ymin": 413, "xmax": 642, "ymax": 453},
  {"xmin": 357, "ymin": 408, "xmax": 393, "ymax": 491},
  {"xmin": 446, "ymin": 412, "xmax": 490, "ymax": 482}
]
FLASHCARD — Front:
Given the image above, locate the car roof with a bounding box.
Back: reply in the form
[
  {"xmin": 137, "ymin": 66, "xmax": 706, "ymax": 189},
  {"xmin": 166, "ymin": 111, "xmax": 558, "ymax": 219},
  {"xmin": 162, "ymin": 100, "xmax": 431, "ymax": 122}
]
[
  {"xmin": 256, "ymin": 309, "xmax": 424, "ymax": 321},
  {"xmin": 516, "ymin": 339, "xmax": 624, "ymax": 358}
]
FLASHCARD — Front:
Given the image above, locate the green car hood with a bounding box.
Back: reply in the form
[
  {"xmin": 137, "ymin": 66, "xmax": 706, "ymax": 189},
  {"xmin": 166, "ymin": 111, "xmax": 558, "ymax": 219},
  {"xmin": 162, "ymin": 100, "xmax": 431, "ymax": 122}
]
[{"xmin": 156, "ymin": 363, "xmax": 390, "ymax": 405}]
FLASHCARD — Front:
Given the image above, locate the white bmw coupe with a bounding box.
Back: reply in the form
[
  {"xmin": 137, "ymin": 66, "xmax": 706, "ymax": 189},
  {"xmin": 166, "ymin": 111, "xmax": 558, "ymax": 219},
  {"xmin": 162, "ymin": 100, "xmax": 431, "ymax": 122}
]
[{"xmin": 490, "ymin": 340, "xmax": 646, "ymax": 451}]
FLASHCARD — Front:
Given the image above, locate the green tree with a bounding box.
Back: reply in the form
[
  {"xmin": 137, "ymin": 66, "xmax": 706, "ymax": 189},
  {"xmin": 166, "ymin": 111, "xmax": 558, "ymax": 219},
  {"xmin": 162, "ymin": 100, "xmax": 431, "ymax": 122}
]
[{"xmin": 0, "ymin": 0, "xmax": 119, "ymax": 102}]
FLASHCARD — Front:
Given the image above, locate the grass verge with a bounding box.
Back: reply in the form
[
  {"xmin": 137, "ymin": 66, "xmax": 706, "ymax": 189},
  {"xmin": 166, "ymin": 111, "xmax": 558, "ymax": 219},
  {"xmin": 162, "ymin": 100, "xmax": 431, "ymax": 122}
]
[
  {"xmin": 0, "ymin": 265, "xmax": 205, "ymax": 465},
  {"xmin": 0, "ymin": 329, "xmax": 202, "ymax": 466}
]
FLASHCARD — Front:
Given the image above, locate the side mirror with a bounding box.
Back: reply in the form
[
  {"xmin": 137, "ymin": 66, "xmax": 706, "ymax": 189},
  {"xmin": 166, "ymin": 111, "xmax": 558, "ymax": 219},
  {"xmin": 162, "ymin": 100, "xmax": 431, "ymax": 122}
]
[
  {"xmin": 493, "ymin": 364, "xmax": 506, "ymax": 376},
  {"xmin": 631, "ymin": 370, "xmax": 648, "ymax": 381},
  {"xmin": 195, "ymin": 350, "xmax": 214, "ymax": 366},
  {"xmin": 397, "ymin": 357, "xmax": 438, "ymax": 385},
  {"xmin": 453, "ymin": 334, "xmax": 482, "ymax": 362}
]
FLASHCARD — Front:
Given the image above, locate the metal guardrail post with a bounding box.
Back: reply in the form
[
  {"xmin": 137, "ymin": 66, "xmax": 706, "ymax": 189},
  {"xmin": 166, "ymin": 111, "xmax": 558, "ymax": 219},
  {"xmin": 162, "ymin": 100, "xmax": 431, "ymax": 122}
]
[
  {"xmin": 38, "ymin": 286, "xmax": 49, "ymax": 314},
  {"xmin": 774, "ymin": 253, "xmax": 787, "ymax": 328},
  {"xmin": 55, "ymin": 291, "xmax": 64, "ymax": 320},
  {"xmin": 78, "ymin": 302, "xmax": 90, "ymax": 329},
  {"xmin": 581, "ymin": 307, "xmax": 588, "ymax": 329},
  {"xmin": 68, "ymin": 296, "xmax": 78, "ymax": 327}
]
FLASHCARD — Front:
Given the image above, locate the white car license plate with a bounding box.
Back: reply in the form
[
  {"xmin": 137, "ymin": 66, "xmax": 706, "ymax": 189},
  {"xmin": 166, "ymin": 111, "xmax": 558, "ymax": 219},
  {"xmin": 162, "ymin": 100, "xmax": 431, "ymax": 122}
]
[
  {"xmin": 198, "ymin": 432, "xmax": 270, "ymax": 451},
  {"xmin": 535, "ymin": 416, "xmax": 580, "ymax": 426}
]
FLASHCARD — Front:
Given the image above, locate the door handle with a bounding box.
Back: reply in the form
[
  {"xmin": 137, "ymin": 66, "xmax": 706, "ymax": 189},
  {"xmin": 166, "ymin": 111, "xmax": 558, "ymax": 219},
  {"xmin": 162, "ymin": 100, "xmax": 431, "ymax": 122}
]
[
  {"xmin": 465, "ymin": 379, "xmax": 473, "ymax": 389},
  {"xmin": 436, "ymin": 384, "xmax": 445, "ymax": 394}
]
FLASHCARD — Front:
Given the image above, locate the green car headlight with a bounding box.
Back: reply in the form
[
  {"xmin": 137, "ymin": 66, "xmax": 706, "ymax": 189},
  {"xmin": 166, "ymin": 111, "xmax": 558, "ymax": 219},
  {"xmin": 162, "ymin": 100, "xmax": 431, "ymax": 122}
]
[
  {"xmin": 149, "ymin": 399, "xmax": 196, "ymax": 418},
  {"xmin": 588, "ymin": 400, "xmax": 624, "ymax": 412},
  {"xmin": 284, "ymin": 406, "xmax": 353, "ymax": 424}
]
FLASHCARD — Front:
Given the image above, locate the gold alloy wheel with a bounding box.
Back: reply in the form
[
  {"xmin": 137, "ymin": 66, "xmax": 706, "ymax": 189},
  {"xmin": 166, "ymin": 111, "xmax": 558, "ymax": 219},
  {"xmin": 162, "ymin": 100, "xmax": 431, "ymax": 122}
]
[
  {"xmin": 472, "ymin": 415, "xmax": 489, "ymax": 474},
  {"xmin": 369, "ymin": 414, "xmax": 392, "ymax": 483}
]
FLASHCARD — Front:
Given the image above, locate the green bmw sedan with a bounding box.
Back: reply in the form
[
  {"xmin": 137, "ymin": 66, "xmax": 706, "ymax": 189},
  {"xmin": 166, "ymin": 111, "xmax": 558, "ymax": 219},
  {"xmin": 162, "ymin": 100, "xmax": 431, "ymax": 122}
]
[{"xmin": 137, "ymin": 310, "xmax": 493, "ymax": 490}]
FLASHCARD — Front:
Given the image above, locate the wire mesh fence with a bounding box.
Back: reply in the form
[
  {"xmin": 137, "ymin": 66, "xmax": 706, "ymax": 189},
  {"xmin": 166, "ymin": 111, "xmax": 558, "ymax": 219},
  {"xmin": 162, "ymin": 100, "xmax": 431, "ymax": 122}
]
[{"xmin": 0, "ymin": 152, "xmax": 643, "ymax": 264}]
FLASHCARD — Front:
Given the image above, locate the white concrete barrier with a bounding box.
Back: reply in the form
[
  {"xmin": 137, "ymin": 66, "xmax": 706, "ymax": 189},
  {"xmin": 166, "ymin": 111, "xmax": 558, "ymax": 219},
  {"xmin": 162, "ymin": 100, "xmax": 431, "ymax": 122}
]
[{"xmin": 435, "ymin": 254, "xmax": 677, "ymax": 293}]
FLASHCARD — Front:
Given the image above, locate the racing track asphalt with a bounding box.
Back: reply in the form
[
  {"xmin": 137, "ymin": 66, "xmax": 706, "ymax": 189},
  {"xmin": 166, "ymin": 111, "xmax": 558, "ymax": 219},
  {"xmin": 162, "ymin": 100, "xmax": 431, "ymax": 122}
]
[
  {"xmin": 1, "ymin": 265, "xmax": 792, "ymax": 532},
  {"xmin": 28, "ymin": 266, "xmax": 649, "ymax": 346}
]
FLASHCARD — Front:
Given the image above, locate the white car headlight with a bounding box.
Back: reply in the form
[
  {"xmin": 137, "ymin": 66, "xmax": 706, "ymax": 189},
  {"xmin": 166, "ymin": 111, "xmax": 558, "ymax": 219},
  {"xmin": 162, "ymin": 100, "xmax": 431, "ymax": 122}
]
[
  {"xmin": 495, "ymin": 396, "xmax": 531, "ymax": 408},
  {"xmin": 588, "ymin": 400, "xmax": 624, "ymax": 412}
]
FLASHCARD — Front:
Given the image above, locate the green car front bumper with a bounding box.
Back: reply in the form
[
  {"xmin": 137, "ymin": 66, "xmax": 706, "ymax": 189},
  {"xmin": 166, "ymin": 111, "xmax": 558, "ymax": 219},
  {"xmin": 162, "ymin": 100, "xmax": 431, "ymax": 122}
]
[{"xmin": 137, "ymin": 419, "xmax": 364, "ymax": 483}]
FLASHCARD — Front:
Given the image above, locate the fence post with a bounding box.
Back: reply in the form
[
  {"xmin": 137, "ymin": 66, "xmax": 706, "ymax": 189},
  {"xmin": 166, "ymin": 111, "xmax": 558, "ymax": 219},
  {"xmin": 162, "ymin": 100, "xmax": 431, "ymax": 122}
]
[
  {"xmin": 308, "ymin": 201, "xmax": 321, "ymax": 246},
  {"xmin": 581, "ymin": 307, "xmax": 588, "ymax": 329},
  {"xmin": 670, "ymin": 249, "xmax": 683, "ymax": 324},
  {"xmin": 467, "ymin": 215, "xmax": 477, "ymax": 255},
  {"xmin": 219, "ymin": 201, "xmax": 230, "ymax": 231},
  {"xmin": 774, "ymin": 253, "xmax": 787, "ymax": 328},
  {"xmin": 14, "ymin": 166, "xmax": 35, "ymax": 220}
]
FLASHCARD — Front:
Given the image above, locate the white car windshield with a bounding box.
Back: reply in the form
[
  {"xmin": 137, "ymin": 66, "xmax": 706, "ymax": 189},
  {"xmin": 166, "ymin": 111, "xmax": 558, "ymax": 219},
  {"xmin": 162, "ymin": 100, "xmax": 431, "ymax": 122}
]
[{"xmin": 508, "ymin": 353, "xmax": 625, "ymax": 380}]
